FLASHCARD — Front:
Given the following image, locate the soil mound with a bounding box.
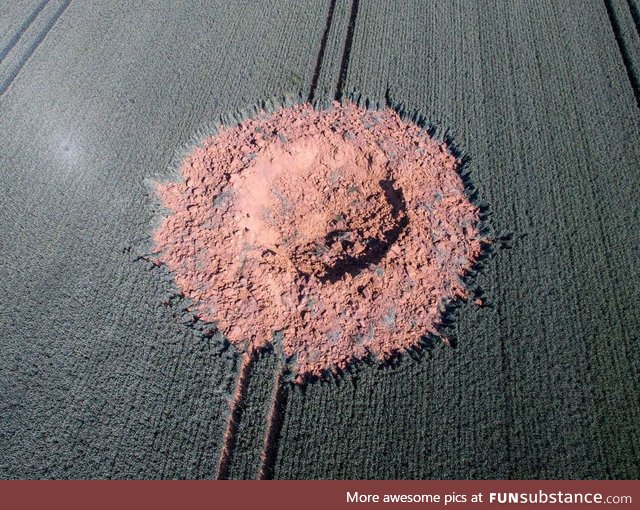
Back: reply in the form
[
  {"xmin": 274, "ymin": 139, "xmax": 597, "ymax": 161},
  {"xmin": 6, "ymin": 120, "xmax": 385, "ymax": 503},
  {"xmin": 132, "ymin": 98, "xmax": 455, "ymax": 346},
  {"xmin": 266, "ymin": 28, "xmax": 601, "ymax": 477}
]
[{"xmin": 153, "ymin": 102, "xmax": 484, "ymax": 380}]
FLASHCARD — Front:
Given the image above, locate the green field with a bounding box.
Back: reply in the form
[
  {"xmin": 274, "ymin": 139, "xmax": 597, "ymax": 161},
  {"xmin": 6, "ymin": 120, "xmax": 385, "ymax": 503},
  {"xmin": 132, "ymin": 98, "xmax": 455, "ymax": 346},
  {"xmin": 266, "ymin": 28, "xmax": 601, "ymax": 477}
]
[{"xmin": 1, "ymin": 0, "xmax": 638, "ymax": 479}]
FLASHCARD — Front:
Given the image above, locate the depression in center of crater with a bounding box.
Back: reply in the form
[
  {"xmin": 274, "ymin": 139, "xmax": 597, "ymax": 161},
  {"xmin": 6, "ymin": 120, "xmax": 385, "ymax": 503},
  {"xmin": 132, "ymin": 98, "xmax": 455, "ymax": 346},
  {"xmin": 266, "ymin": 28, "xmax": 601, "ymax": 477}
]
[
  {"xmin": 153, "ymin": 102, "xmax": 485, "ymax": 381},
  {"xmin": 230, "ymin": 135, "xmax": 406, "ymax": 282}
]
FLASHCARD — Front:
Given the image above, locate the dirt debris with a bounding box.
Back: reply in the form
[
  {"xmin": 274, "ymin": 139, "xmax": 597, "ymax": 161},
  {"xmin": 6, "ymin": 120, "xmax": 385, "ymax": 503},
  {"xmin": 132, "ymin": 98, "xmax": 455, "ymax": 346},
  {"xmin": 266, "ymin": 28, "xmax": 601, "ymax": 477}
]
[{"xmin": 153, "ymin": 102, "xmax": 484, "ymax": 380}]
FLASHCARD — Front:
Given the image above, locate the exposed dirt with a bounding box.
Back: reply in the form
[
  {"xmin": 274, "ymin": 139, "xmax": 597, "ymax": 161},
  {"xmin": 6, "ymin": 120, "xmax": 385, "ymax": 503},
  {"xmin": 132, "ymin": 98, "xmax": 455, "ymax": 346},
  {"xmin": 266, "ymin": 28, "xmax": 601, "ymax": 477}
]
[{"xmin": 153, "ymin": 102, "xmax": 484, "ymax": 380}]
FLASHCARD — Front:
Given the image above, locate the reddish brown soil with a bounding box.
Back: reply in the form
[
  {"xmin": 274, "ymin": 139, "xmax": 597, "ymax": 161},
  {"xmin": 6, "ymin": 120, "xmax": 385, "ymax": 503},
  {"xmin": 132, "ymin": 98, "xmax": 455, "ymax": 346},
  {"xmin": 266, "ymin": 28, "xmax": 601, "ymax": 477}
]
[{"xmin": 153, "ymin": 102, "xmax": 484, "ymax": 380}]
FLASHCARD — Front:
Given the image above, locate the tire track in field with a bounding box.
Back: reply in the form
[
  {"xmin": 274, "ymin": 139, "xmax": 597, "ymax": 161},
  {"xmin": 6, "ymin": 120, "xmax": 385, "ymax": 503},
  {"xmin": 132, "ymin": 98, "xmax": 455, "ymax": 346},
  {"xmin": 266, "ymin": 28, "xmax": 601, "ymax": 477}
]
[
  {"xmin": 626, "ymin": 0, "xmax": 640, "ymax": 36},
  {"xmin": 0, "ymin": 0, "xmax": 71, "ymax": 96},
  {"xmin": 0, "ymin": 0, "xmax": 50, "ymax": 62},
  {"xmin": 335, "ymin": 0, "xmax": 360, "ymax": 100},
  {"xmin": 604, "ymin": 0, "xmax": 640, "ymax": 107},
  {"xmin": 216, "ymin": 350, "xmax": 256, "ymax": 479},
  {"xmin": 257, "ymin": 367, "xmax": 289, "ymax": 479},
  {"xmin": 308, "ymin": 0, "xmax": 338, "ymax": 102}
]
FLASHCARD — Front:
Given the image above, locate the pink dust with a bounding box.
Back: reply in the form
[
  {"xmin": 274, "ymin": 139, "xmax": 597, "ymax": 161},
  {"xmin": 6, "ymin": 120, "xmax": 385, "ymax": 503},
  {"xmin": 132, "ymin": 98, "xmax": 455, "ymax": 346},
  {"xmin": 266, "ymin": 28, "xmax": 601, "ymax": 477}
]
[{"xmin": 153, "ymin": 102, "xmax": 484, "ymax": 380}]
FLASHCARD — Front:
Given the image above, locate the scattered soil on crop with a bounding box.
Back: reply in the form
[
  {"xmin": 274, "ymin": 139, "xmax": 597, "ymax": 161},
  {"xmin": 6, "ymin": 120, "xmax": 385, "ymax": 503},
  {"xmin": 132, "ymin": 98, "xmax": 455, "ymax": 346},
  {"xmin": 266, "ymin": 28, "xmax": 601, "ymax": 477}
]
[{"xmin": 153, "ymin": 102, "xmax": 484, "ymax": 380}]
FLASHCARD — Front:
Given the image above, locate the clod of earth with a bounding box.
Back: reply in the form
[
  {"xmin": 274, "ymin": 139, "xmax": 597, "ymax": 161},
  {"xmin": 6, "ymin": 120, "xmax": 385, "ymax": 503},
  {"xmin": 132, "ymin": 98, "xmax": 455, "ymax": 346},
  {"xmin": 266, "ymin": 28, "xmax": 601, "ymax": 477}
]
[{"xmin": 153, "ymin": 102, "xmax": 484, "ymax": 381}]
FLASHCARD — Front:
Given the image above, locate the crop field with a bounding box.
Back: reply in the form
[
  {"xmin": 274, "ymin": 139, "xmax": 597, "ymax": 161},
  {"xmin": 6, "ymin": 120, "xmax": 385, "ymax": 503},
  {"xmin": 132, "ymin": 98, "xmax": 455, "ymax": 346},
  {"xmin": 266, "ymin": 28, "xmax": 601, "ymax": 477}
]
[{"xmin": 1, "ymin": 0, "xmax": 639, "ymax": 480}]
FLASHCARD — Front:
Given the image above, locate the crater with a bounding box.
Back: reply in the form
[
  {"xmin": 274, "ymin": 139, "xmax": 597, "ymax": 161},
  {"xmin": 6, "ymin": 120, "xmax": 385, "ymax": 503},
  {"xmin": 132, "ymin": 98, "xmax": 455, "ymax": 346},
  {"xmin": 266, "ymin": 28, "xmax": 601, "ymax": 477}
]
[{"xmin": 152, "ymin": 102, "xmax": 486, "ymax": 381}]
